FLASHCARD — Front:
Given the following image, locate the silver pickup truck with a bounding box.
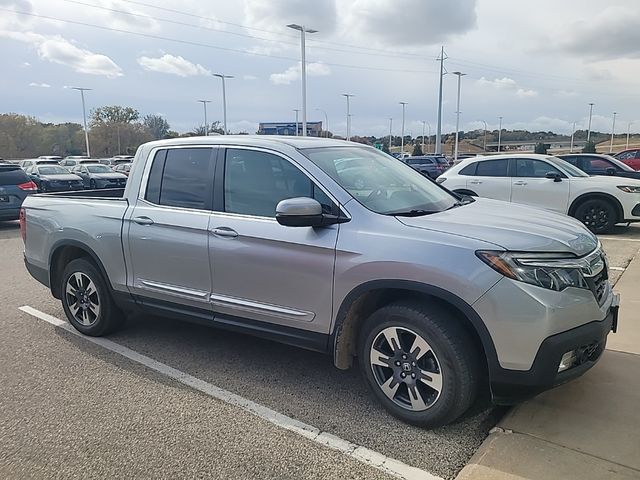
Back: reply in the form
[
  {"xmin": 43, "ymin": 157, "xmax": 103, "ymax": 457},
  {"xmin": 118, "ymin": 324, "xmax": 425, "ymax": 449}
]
[{"xmin": 22, "ymin": 136, "xmax": 619, "ymax": 427}]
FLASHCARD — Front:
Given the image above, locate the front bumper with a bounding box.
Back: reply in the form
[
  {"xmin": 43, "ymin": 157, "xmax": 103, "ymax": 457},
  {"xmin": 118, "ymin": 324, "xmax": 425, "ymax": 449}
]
[{"xmin": 490, "ymin": 296, "xmax": 618, "ymax": 404}]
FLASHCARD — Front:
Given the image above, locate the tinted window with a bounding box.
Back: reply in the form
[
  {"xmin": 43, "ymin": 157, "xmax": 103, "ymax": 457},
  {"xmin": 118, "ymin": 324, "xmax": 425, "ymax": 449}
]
[
  {"xmin": 459, "ymin": 162, "xmax": 477, "ymax": 175},
  {"xmin": 146, "ymin": 148, "xmax": 213, "ymax": 210},
  {"xmin": 38, "ymin": 166, "xmax": 69, "ymax": 175},
  {"xmin": 476, "ymin": 159, "xmax": 508, "ymax": 177},
  {"xmin": 86, "ymin": 165, "xmax": 113, "ymax": 173},
  {"xmin": 224, "ymin": 149, "xmax": 332, "ymax": 217},
  {"xmin": 514, "ymin": 159, "xmax": 562, "ymax": 177},
  {"xmin": 434, "ymin": 157, "xmax": 449, "ymax": 165},
  {"xmin": 408, "ymin": 158, "xmax": 432, "ymax": 165},
  {"xmin": 0, "ymin": 167, "xmax": 29, "ymax": 185}
]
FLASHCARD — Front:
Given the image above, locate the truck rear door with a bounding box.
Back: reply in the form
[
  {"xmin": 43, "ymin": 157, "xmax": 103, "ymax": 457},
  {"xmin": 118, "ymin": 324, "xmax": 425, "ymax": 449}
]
[{"xmin": 125, "ymin": 147, "xmax": 216, "ymax": 311}]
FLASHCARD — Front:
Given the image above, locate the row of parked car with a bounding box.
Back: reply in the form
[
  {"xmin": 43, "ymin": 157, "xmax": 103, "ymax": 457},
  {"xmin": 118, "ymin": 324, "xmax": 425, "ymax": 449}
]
[{"xmin": 0, "ymin": 155, "xmax": 132, "ymax": 220}]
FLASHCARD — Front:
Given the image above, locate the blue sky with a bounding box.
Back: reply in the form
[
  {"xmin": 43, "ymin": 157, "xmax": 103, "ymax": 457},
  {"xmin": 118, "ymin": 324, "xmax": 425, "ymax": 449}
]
[{"xmin": 1, "ymin": 0, "xmax": 639, "ymax": 137}]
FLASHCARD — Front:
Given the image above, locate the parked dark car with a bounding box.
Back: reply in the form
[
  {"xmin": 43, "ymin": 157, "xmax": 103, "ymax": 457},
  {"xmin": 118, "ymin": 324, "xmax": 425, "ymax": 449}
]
[
  {"xmin": 0, "ymin": 164, "xmax": 37, "ymax": 220},
  {"xmin": 112, "ymin": 163, "xmax": 132, "ymax": 176},
  {"xmin": 70, "ymin": 163, "xmax": 127, "ymax": 189},
  {"xmin": 25, "ymin": 165, "xmax": 85, "ymax": 192},
  {"xmin": 403, "ymin": 155, "xmax": 449, "ymax": 178},
  {"xmin": 557, "ymin": 154, "xmax": 640, "ymax": 180},
  {"xmin": 613, "ymin": 149, "xmax": 640, "ymax": 170}
]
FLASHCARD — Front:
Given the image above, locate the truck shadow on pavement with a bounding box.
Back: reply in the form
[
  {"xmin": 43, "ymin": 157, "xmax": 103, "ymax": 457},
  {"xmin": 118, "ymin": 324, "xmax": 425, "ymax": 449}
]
[{"xmin": 57, "ymin": 312, "xmax": 504, "ymax": 480}]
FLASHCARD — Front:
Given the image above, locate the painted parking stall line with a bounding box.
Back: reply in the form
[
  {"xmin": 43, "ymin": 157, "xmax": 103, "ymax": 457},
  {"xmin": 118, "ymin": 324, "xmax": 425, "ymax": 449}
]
[{"xmin": 19, "ymin": 305, "xmax": 442, "ymax": 480}]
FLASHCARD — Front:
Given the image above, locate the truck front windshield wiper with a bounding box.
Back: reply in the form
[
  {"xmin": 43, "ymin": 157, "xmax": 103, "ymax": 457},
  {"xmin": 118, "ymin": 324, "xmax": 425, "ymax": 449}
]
[{"xmin": 386, "ymin": 209, "xmax": 438, "ymax": 217}]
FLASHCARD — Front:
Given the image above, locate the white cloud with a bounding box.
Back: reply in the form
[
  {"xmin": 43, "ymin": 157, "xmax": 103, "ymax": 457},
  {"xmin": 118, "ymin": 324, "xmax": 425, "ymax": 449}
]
[
  {"xmin": 243, "ymin": 74, "xmax": 258, "ymax": 80},
  {"xmin": 137, "ymin": 54, "xmax": 211, "ymax": 77},
  {"xmin": 22, "ymin": 61, "xmax": 30, "ymax": 67},
  {"xmin": 270, "ymin": 62, "xmax": 331, "ymax": 85},
  {"xmin": 0, "ymin": 29, "xmax": 123, "ymax": 78},
  {"xmin": 102, "ymin": 0, "xmax": 160, "ymax": 31},
  {"xmin": 29, "ymin": 82, "xmax": 50, "ymax": 88},
  {"xmin": 476, "ymin": 76, "xmax": 538, "ymax": 98}
]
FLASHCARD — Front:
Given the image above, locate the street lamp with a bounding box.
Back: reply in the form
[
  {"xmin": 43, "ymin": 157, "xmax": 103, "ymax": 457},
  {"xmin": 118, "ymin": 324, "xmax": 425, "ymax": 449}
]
[
  {"xmin": 213, "ymin": 73, "xmax": 233, "ymax": 134},
  {"xmin": 293, "ymin": 109, "xmax": 300, "ymax": 136},
  {"xmin": 570, "ymin": 121, "xmax": 577, "ymax": 153},
  {"xmin": 197, "ymin": 100, "xmax": 212, "ymax": 136},
  {"xmin": 342, "ymin": 93, "xmax": 354, "ymax": 140},
  {"xmin": 287, "ymin": 24, "xmax": 317, "ymax": 137},
  {"xmin": 587, "ymin": 103, "xmax": 595, "ymax": 142},
  {"xmin": 610, "ymin": 112, "xmax": 617, "ymax": 153},
  {"xmin": 388, "ymin": 118, "xmax": 393, "ymax": 154},
  {"xmin": 480, "ymin": 120, "xmax": 488, "ymax": 152},
  {"xmin": 627, "ymin": 122, "xmax": 634, "ymax": 150},
  {"xmin": 315, "ymin": 108, "xmax": 328, "ymax": 137},
  {"xmin": 497, "ymin": 116, "xmax": 503, "ymax": 152},
  {"xmin": 70, "ymin": 87, "xmax": 92, "ymax": 157},
  {"xmin": 421, "ymin": 121, "xmax": 427, "ymax": 154},
  {"xmin": 399, "ymin": 102, "xmax": 407, "ymax": 156},
  {"xmin": 452, "ymin": 71, "xmax": 466, "ymax": 162}
]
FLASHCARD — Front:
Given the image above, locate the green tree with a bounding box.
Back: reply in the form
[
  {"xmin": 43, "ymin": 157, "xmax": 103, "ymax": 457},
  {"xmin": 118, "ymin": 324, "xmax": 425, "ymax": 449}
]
[
  {"xmin": 582, "ymin": 140, "xmax": 597, "ymax": 153},
  {"xmin": 188, "ymin": 121, "xmax": 224, "ymax": 136},
  {"xmin": 143, "ymin": 114, "xmax": 170, "ymax": 140},
  {"xmin": 90, "ymin": 105, "xmax": 140, "ymax": 126},
  {"xmin": 412, "ymin": 143, "xmax": 423, "ymax": 156},
  {"xmin": 534, "ymin": 142, "xmax": 548, "ymax": 154}
]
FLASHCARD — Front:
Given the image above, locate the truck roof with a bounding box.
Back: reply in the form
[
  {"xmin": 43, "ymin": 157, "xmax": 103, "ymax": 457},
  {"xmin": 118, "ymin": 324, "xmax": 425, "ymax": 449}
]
[{"xmin": 143, "ymin": 135, "xmax": 361, "ymax": 150}]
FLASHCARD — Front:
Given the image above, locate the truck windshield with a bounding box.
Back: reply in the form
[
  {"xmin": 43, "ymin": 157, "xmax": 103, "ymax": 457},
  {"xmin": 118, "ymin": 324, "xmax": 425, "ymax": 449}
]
[{"xmin": 302, "ymin": 146, "xmax": 458, "ymax": 215}]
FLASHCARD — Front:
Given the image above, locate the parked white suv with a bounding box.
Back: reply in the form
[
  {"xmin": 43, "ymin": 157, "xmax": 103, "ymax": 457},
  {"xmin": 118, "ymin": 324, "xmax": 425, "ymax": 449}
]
[{"xmin": 437, "ymin": 154, "xmax": 640, "ymax": 233}]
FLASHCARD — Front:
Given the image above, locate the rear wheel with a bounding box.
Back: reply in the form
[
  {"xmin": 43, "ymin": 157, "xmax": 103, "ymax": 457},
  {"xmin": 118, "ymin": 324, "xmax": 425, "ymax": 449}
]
[
  {"xmin": 358, "ymin": 301, "xmax": 480, "ymax": 428},
  {"xmin": 61, "ymin": 258, "xmax": 124, "ymax": 336},
  {"xmin": 573, "ymin": 198, "xmax": 616, "ymax": 233}
]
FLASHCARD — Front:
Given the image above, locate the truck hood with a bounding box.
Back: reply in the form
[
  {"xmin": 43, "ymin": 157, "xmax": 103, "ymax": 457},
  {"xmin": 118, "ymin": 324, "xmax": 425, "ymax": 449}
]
[{"xmin": 397, "ymin": 197, "xmax": 598, "ymax": 255}]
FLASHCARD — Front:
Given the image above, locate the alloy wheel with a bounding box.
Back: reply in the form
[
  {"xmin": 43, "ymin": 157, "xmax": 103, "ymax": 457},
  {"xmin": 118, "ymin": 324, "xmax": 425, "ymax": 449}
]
[
  {"xmin": 582, "ymin": 204, "xmax": 609, "ymax": 231},
  {"xmin": 369, "ymin": 326, "xmax": 443, "ymax": 411},
  {"xmin": 65, "ymin": 272, "xmax": 101, "ymax": 326}
]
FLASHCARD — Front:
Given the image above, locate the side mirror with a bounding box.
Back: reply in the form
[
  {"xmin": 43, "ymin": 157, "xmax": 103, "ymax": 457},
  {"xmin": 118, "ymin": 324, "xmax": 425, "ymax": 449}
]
[
  {"xmin": 606, "ymin": 167, "xmax": 617, "ymax": 176},
  {"xmin": 276, "ymin": 197, "xmax": 347, "ymax": 227},
  {"xmin": 545, "ymin": 171, "xmax": 562, "ymax": 182}
]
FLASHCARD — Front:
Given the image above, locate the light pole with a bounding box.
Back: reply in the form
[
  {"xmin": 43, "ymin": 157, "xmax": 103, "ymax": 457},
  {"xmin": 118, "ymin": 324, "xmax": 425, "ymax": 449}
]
[
  {"xmin": 197, "ymin": 100, "xmax": 212, "ymax": 135},
  {"xmin": 587, "ymin": 103, "xmax": 595, "ymax": 142},
  {"xmin": 421, "ymin": 121, "xmax": 426, "ymax": 154},
  {"xmin": 293, "ymin": 109, "xmax": 300, "ymax": 136},
  {"xmin": 435, "ymin": 46, "xmax": 446, "ymax": 154},
  {"xmin": 287, "ymin": 24, "xmax": 317, "ymax": 137},
  {"xmin": 399, "ymin": 102, "xmax": 407, "ymax": 156},
  {"xmin": 610, "ymin": 112, "xmax": 617, "ymax": 153},
  {"xmin": 480, "ymin": 120, "xmax": 488, "ymax": 152},
  {"xmin": 213, "ymin": 73, "xmax": 233, "ymax": 134},
  {"xmin": 497, "ymin": 116, "xmax": 503, "ymax": 152},
  {"xmin": 315, "ymin": 108, "xmax": 328, "ymax": 137},
  {"xmin": 71, "ymin": 87, "xmax": 92, "ymax": 157},
  {"xmin": 452, "ymin": 71, "xmax": 466, "ymax": 162},
  {"xmin": 627, "ymin": 122, "xmax": 634, "ymax": 149},
  {"xmin": 342, "ymin": 93, "xmax": 354, "ymax": 140},
  {"xmin": 388, "ymin": 118, "xmax": 393, "ymax": 154},
  {"xmin": 570, "ymin": 121, "xmax": 577, "ymax": 153}
]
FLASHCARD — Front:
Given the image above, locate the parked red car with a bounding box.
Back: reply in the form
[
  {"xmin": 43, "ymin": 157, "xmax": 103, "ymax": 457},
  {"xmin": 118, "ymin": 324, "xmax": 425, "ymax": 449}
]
[{"xmin": 613, "ymin": 149, "xmax": 640, "ymax": 170}]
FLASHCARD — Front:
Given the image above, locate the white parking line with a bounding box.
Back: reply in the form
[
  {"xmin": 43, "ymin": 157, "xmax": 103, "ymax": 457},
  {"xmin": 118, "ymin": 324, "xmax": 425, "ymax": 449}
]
[
  {"xmin": 18, "ymin": 305, "xmax": 441, "ymax": 480},
  {"xmin": 609, "ymin": 266, "xmax": 626, "ymax": 271}
]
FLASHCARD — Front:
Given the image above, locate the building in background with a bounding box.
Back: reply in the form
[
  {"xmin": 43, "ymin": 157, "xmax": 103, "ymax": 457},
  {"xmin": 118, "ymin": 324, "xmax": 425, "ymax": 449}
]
[{"xmin": 258, "ymin": 121, "xmax": 323, "ymax": 137}]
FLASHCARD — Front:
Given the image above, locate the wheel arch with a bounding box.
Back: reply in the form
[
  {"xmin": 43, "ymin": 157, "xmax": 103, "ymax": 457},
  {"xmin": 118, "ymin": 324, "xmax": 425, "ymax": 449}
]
[
  {"xmin": 331, "ymin": 280, "xmax": 497, "ymax": 374},
  {"xmin": 568, "ymin": 192, "xmax": 624, "ymax": 223},
  {"xmin": 49, "ymin": 240, "xmax": 113, "ymax": 299}
]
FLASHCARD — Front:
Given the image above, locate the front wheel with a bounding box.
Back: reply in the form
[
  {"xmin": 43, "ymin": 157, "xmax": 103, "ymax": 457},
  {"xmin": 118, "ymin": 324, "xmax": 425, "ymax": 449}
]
[
  {"xmin": 89, "ymin": 179, "xmax": 96, "ymax": 189},
  {"xmin": 573, "ymin": 198, "xmax": 616, "ymax": 233},
  {"xmin": 358, "ymin": 301, "xmax": 480, "ymax": 428},
  {"xmin": 61, "ymin": 258, "xmax": 124, "ymax": 336}
]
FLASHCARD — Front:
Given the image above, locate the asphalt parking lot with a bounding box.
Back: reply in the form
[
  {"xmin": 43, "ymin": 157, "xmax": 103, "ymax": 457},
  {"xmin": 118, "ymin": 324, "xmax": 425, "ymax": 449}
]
[{"xmin": 1, "ymin": 220, "xmax": 639, "ymax": 480}]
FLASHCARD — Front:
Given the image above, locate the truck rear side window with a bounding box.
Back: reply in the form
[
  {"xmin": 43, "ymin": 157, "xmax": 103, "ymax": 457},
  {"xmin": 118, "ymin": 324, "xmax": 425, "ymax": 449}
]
[{"xmin": 145, "ymin": 148, "xmax": 214, "ymax": 210}]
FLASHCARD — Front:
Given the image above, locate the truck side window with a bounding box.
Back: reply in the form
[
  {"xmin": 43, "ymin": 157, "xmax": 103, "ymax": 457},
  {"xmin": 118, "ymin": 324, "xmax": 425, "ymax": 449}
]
[
  {"xmin": 223, "ymin": 148, "xmax": 333, "ymax": 217},
  {"xmin": 145, "ymin": 148, "xmax": 214, "ymax": 210}
]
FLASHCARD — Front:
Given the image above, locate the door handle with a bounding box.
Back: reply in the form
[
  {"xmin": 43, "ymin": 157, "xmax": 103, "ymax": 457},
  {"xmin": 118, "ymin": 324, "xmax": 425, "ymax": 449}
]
[
  {"xmin": 133, "ymin": 216, "xmax": 154, "ymax": 225},
  {"xmin": 513, "ymin": 181, "xmax": 528, "ymax": 186},
  {"xmin": 469, "ymin": 180, "xmax": 483, "ymax": 185},
  {"xmin": 210, "ymin": 227, "xmax": 238, "ymax": 238}
]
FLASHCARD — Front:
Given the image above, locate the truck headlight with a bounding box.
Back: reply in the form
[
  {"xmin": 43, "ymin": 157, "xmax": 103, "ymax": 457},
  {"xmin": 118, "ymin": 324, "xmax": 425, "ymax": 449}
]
[
  {"xmin": 476, "ymin": 250, "xmax": 589, "ymax": 291},
  {"xmin": 617, "ymin": 186, "xmax": 640, "ymax": 193}
]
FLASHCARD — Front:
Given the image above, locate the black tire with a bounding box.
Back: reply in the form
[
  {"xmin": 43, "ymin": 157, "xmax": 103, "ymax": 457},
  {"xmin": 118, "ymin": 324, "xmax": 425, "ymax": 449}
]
[
  {"xmin": 573, "ymin": 198, "xmax": 617, "ymax": 233},
  {"xmin": 39, "ymin": 182, "xmax": 46, "ymax": 193},
  {"xmin": 61, "ymin": 258, "xmax": 124, "ymax": 336},
  {"xmin": 89, "ymin": 179, "xmax": 96, "ymax": 189},
  {"xmin": 358, "ymin": 301, "xmax": 480, "ymax": 428}
]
